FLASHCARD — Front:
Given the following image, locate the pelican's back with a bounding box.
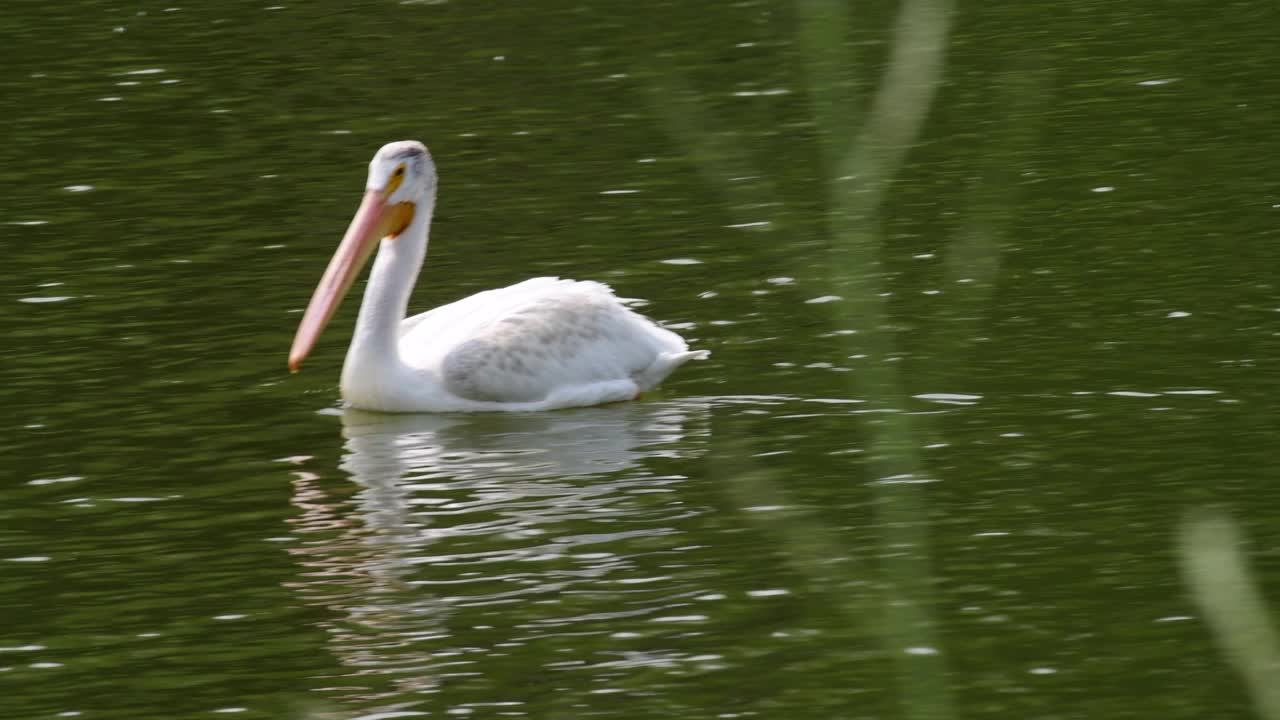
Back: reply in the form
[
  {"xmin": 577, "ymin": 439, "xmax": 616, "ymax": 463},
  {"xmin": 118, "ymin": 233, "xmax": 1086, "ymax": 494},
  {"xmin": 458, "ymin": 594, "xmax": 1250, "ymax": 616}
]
[{"xmin": 401, "ymin": 278, "xmax": 703, "ymax": 408}]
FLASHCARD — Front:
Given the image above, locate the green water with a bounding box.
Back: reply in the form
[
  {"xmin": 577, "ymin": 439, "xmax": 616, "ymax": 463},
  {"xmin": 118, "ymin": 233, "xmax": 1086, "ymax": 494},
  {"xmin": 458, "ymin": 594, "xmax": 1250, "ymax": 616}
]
[{"xmin": 3, "ymin": 1, "xmax": 1279, "ymax": 718}]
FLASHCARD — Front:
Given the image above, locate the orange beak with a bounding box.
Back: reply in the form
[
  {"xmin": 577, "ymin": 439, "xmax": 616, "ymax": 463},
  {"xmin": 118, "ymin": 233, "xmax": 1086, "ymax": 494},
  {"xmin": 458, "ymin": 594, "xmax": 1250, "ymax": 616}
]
[{"xmin": 288, "ymin": 191, "xmax": 415, "ymax": 372}]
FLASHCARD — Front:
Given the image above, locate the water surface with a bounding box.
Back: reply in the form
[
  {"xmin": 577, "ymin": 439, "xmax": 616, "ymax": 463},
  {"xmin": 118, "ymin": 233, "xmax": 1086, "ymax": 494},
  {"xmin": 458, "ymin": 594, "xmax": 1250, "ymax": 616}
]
[{"xmin": 3, "ymin": 1, "xmax": 1279, "ymax": 718}]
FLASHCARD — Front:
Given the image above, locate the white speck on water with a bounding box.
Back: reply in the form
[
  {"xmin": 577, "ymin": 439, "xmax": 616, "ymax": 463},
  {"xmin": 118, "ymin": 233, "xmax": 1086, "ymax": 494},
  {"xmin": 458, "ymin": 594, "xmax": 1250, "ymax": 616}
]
[
  {"xmin": 1167, "ymin": 310, "xmax": 1191, "ymax": 318},
  {"xmin": 914, "ymin": 392, "xmax": 982, "ymax": 405},
  {"xmin": 30, "ymin": 662, "xmax": 63, "ymax": 669},
  {"xmin": 10, "ymin": 220, "xmax": 48, "ymax": 226},
  {"xmin": 113, "ymin": 26, "xmax": 126, "ymax": 33},
  {"xmin": 974, "ymin": 531, "xmax": 1010, "ymax": 537},
  {"xmin": 7, "ymin": 556, "xmax": 51, "ymax": 563},
  {"xmin": 732, "ymin": 89, "xmax": 791, "ymax": 97},
  {"xmin": 273, "ymin": 453, "xmax": 311, "ymax": 466},
  {"xmin": 108, "ymin": 496, "xmax": 170, "ymax": 503},
  {"xmin": 493, "ymin": 55, "xmax": 505, "ymax": 61},
  {"xmin": 725, "ymin": 221, "xmax": 771, "ymax": 229},
  {"xmin": 29, "ymin": 476, "xmax": 83, "ymax": 486},
  {"xmin": 64, "ymin": 185, "xmax": 94, "ymax": 192},
  {"xmin": 697, "ymin": 291, "xmax": 717, "ymax": 299},
  {"xmin": 1156, "ymin": 615, "xmax": 1194, "ymax": 622},
  {"xmin": 913, "ymin": 252, "xmax": 936, "ymax": 259},
  {"xmin": 326, "ymin": 129, "xmax": 351, "ymax": 135},
  {"xmin": 57, "ymin": 712, "xmax": 83, "ymax": 718},
  {"xmin": 922, "ymin": 289, "xmax": 941, "ymax": 295},
  {"xmin": 805, "ymin": 295, "xmax": 842, "ymax": 304},
  {"xmin": 214, "ymin": 614, "xmax": 247, "ymax": 621},
  {"xmin": 212, "ymin": 709, "xmax": 248, "ymax": 714},
  {"xmin": 651, "ymin": 615, "xmax": 708, "ymax": 623},
  {"xmin": 611, "ymin": 632, "xmax": 642, "ymax": 639},
  {"xmin": 1108, "ymin": 391, "xmax": 1160, "ymax": 398},
  {"xmin": 660, "ymin": 258, "xmax": 702, "ymax": 265},
  {"xmin": 0, "ymin": 645, "xmax": 46, "ymax": 652},
  {"xmin": 1000, "ymin": 432, "xmax": 1024, "ymax": 438},
  {"xmin": 600, "ymin": 189, "xmax": 640, "ymax": 195},
  {"xmin": 116, "ymin": 81, "xmax": 141, "ymax": 86},
  {"xmin": 767, "ymin": 276, "xmax": 794, "ymax": 285},
  {"xmin": 637, "ymin": 157, "xmax": 656, "ymax": 163},
  {"xmin": 744, "ymin": 505, "xmax": 787, "ymax": 512},
  {"xmin": 616, "ymin": 576, "xmax": 671, "ymax": 585},
  {"xmin": 925, "ymin": 442, "xmax": 949, "ymax": 449},
  {"xmin": 1165, "ymin": 389, "xmax": 1220, "ymax": 395},
  {"xmin": 210, "ymin": 108, "xmax": 230, "ymax": 114},
  {"xmin": 1092, "ymin": 186, "xmax": 1115, "ymax": 193},
  {"xmin": 697, "ymin": 593, "xmax": 726, "ymax": 601},
  {"xmin": 19, "ymin": 296, "xmax": 71, "ymax": 304},
  {"xmin": 1137, "ymin": 78, "xmax": 1178, "ymax": 86},
  {"xmin": 98, "ymin": 96, "xmax": 123, "ymax": 102},
  {"xmin": 874, "ymin": 474, "xmax": 937, "ymax": 485},
  {"xmin": 158, "ymin": 79, "xmax": 181, "ymax": 84},
  {"xmin": 903, "ymin": 646, "xmax": 939, "ymax": 656},
  {"xmin": 122, "ymin": 68, "xmax": 165, "ymax": 75},
  {"xmin": 1029, "ymin": 667, "xmax": 1058, "ymax": 675},
  {"xmin": 746, "ymin": 589, "xmax": 791, "ymax": 598},
  {"xmin": 265, "ymin": 5, "xmax": 287, "ymax": 9}
]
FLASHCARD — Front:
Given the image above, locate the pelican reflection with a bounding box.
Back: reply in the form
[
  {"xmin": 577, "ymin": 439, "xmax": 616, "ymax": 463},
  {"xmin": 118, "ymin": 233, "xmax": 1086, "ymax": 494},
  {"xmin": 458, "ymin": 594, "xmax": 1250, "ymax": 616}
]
[{"xmin": 285, "ymin": 401, "xmax": 708, "ymax": 711}]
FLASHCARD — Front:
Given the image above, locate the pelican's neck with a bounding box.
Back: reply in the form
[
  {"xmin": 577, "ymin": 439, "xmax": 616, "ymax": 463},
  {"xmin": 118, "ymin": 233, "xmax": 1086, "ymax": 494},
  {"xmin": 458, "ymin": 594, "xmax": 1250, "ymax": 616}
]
[{"xmin": 343, "ymin": 195, "xmax": 434, "ymax": 378}]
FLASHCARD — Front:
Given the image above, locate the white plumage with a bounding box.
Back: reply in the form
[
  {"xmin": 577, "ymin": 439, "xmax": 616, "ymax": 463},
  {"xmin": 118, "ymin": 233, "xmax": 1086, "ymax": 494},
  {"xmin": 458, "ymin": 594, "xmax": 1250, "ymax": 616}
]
[{"xmin": 289, "ymin": 141, "xmax": 707, "ymax": 412}]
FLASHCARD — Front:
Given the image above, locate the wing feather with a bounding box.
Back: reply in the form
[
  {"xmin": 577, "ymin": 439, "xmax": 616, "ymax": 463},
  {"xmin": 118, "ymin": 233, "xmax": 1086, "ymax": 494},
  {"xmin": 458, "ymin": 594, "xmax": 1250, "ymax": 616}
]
[{"xmin": 401, "ymin": 278, "xmax": 689, "ymax": 404}]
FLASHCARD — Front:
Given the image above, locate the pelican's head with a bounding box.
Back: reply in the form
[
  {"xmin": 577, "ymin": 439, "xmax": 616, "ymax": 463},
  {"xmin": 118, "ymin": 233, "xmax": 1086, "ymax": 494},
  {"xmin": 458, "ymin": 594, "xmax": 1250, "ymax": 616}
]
[
  {"xmin": 288, "ymin": 140, "xmax": 437, "ymax": 373},
  {"xmin": 366, "ymin": 140, "xmax": 436, "ymax": 205}
]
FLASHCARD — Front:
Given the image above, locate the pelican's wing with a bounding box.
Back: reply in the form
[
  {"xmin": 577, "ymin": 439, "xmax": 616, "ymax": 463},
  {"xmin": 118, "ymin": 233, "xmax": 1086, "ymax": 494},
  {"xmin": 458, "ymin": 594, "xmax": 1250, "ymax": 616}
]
[{"xmin": 407, "ymin": 278, "xmax": 701, "ymax": 404}]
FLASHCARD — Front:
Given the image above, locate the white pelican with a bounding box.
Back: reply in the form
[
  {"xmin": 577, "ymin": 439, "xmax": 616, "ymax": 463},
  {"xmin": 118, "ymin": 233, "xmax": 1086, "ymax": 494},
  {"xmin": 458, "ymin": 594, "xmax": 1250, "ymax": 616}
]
[{"xmin": 288, "ymin": 140, "xmax": 708, "ymax": 412}]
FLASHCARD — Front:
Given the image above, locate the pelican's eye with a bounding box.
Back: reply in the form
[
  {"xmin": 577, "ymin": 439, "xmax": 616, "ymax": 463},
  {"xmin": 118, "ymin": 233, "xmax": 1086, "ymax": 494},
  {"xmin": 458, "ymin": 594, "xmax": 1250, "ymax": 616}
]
[{"xmin": 385, "ymin": 163, "xmax": 407, "ymax": 194}]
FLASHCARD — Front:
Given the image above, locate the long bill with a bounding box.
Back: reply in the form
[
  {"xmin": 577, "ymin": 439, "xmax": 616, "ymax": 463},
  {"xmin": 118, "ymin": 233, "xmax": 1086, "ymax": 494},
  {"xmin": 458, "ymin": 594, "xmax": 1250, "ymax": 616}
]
[{"xmin": 288, "ymin": 190, "xmax": 412, "ymax": 373}]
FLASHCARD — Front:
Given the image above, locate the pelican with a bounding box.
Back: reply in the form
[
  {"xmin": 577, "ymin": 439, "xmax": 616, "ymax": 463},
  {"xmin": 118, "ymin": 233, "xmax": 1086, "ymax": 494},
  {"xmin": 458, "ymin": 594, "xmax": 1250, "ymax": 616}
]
[{"xmin": 288, "ymin": 140, "xmax": 708, "ymax": 412}]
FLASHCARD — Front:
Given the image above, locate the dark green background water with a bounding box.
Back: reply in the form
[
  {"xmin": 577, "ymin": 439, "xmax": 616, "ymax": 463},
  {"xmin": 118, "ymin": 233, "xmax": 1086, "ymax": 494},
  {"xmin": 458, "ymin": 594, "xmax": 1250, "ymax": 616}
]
[{"xmin": 3, "ymin": 1, "xmax": 1279, "ymax": 718}]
